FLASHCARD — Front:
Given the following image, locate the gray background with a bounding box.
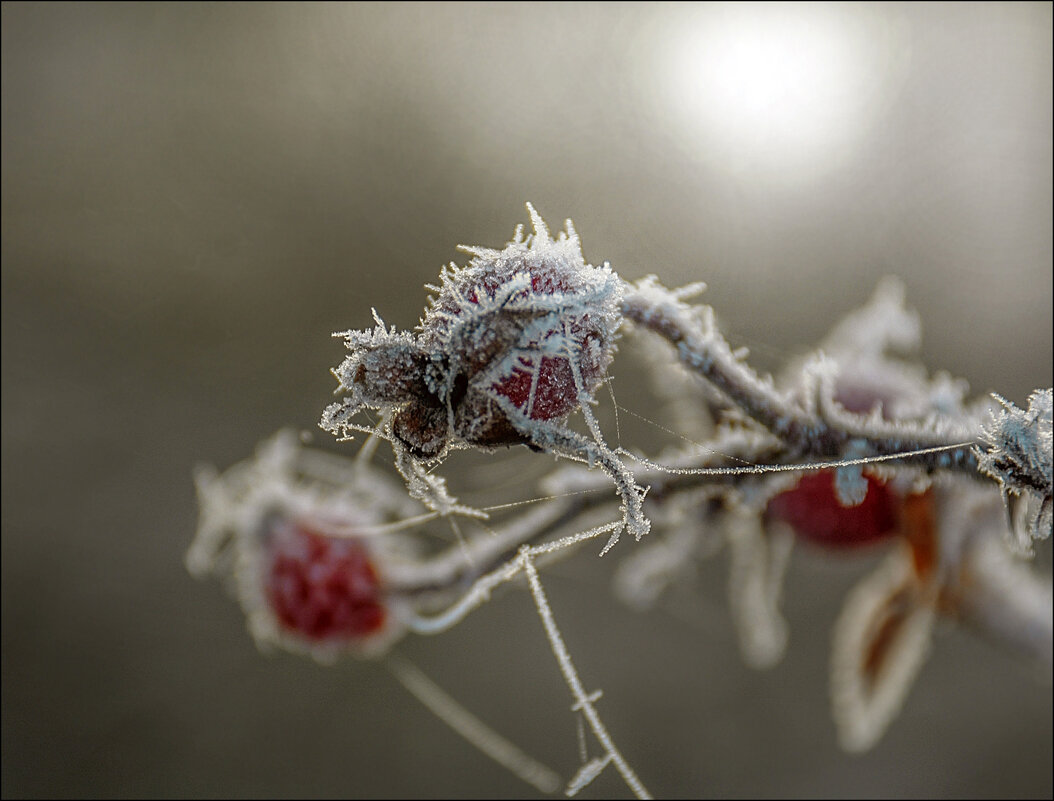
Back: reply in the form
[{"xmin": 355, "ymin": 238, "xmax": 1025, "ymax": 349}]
[{"xmin": 2, "ymin": 3, "xmax": 1051, "ymax": 798}]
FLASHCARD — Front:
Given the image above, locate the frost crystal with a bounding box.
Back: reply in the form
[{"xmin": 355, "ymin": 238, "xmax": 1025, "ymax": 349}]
[{"xmin": 977, "ymin": 388, "xmax": 1054, "ymax": 549}]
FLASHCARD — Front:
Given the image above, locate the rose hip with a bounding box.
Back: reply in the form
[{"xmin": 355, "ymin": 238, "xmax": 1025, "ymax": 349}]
[
  {"xmin": 265, "ymin": 519, "xmax": 387, "ymax": 642},
  {"xmin": 766, "ymin": 470, "xmax": 900, "ymax": 549}
]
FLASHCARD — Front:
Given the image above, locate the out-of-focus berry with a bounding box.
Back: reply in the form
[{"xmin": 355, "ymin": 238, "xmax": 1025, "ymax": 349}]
[
  {"xmin": 265, "ymin": 518, "xmax": 387, "ymax": 642},
  {"xmin": 765, "ymin": 470, "xmax": 900, "ymax": 549}
]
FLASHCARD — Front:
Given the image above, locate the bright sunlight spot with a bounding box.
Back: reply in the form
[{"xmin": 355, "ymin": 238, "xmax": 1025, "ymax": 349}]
[{"xmin": 664, "ymin": 5, "xmax": 902, "ymax": 179}]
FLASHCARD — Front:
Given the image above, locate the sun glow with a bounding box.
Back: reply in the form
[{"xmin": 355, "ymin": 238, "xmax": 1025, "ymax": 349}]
[{"xmin": 664, "ymin": 5, "xmax": 902, "ymax": 178}]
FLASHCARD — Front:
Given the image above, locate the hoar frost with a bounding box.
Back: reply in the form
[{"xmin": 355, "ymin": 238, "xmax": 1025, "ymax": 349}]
[
  {"xmin": 321, "ymin": 203, "xmax": 622, "ymax": 459},
  {"xmin": 321, "ymin": 204, "xmax": 650, "ymax": 546},
  {"xmin": 978, "ymin": 388, "xmax": 1054, "ymax": 549}
]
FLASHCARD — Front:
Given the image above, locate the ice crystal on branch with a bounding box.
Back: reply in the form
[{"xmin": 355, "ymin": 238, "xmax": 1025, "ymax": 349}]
[
  {"xmin": 977, "ymin": 388, "xmax": 1053, "ymax": 549},
  {"xmin": 610, "ymin": 275, "xmax": 1052, "ymax": 753}
]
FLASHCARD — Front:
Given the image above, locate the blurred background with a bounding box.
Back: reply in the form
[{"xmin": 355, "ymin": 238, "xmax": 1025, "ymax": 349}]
[{"xmin": 2, "ymin": 2, "xmax": 1051, "ymax": 798}]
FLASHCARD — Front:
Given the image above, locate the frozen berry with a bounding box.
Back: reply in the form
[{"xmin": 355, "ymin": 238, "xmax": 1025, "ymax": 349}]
[
  {"xmin": 324, "ymin": 204, "xmax": 624, "ymax": 459},
  {"xmin": 264, "ymin": 518, "xmax": 387, "ymax": 642},
  {"xmin": 413, "ymin": 205, "xmax": 621, "ymax": 451},
  {"xmin": 766, "ymin": 470, "xmax": 900, "ymax": 549}
]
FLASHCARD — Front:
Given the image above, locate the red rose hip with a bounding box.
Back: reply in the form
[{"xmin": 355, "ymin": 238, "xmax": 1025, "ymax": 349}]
[
  {"xmin": 766, "ymin": 470, "xmax": 900, "ymax": 549},
  {"xmin": 265, "ymin": 518, "xmax": 387, "ymax": 642}
]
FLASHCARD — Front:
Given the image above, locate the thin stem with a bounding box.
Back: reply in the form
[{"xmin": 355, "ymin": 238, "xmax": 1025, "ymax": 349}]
[
  {"xmin": 620, "ymin": 279, "xmax": 981, "ymax": 475},
  {"xmin": 387, "ymin": 655, "xmax": 562, "ymax": 795},
  {"xmin": 521, "ymin": 547, "xmax": 652, "ymax": 800}
]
